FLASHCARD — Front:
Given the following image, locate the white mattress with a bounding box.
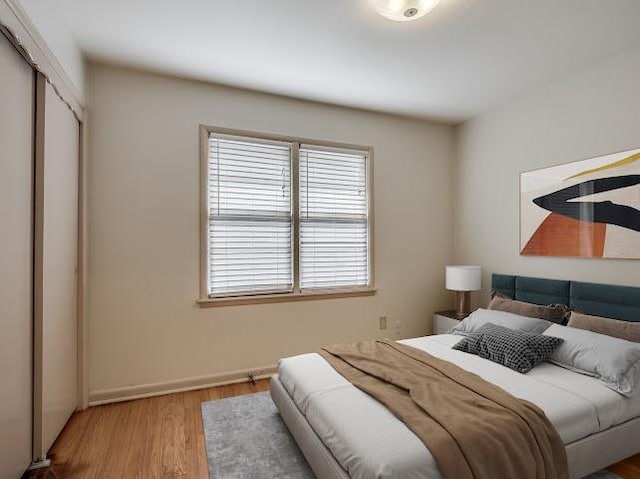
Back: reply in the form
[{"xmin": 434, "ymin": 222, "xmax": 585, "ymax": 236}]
[{"xmin": 278, "ymin": 334, "xmax": 640, "ymax": 479}]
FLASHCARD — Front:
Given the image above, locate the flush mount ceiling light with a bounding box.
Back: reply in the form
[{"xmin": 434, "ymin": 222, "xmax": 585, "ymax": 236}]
[{"xmin": 373, "ymin": 0, "xmax": 441, "ymax": 21}]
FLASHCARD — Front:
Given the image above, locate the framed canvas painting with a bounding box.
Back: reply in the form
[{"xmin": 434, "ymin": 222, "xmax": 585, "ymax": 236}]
[{"xmin": 520, "ymin": 148, "xmax": 640, "ymax": 258}]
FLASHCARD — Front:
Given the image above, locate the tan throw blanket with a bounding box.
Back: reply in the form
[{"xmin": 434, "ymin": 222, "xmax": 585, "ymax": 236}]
[{"xmin": 320, "ymin": 339, "xmax": 568, "ymax": 479}]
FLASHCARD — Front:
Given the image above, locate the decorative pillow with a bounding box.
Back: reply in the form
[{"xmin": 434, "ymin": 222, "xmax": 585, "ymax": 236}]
[
  {"xmin": 567, "ymin": 311, "xmax": 640, "ymax": 343},
  {"xmin": 453, "ymin": 323, "xmax": 563, "ymax": 373},
  {"xmin": 544, "ymin": 324, "xmax": 640, "ymax": 396},
  {"xmin": 449, "ymin": 308, "xmax": 553, "ymax": 336},
  {"xmin": 488, "ymin": 294, "xmax": 569, "ymax": 324}
]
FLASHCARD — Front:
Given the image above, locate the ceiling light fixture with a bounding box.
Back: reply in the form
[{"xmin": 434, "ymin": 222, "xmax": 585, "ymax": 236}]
[{"xmin": 373, "ymin": 0, "xmax": 441, "ymax": 22}]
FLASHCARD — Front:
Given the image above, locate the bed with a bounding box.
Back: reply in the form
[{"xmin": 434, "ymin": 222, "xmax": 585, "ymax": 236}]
[{"xmin": 271, "ymin": 274, "xmax": 640, "ymax": 479}]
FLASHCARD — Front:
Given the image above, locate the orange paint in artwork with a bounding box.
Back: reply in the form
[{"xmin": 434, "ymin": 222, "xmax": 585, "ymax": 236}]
[{"xmin": 522, "ymin": 213, "xmax": 606, "ymax": 257}]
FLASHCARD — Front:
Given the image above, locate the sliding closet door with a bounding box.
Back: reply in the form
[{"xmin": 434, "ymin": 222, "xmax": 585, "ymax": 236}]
[
  {"xmin": 34, "ymin": 79, "xmax": 79, "ymax": 458},
  {"xmin": 0, "ymin": 35, "xmax": 34, "ymax": 478}
]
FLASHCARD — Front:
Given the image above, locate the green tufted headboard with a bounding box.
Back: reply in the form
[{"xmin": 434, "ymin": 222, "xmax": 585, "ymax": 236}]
[{"xmin": 491, "ymin": 273, "xmax": 640, "ymax": 322}]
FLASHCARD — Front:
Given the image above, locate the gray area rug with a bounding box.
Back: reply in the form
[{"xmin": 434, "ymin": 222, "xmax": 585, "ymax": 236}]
[
  {"xmin": 201, "ymin": 391, "xmax": 620, "ymax": 479},
  {"xmin": 201, "ymin": 391, "xmax": 314, "ymax": 478}
]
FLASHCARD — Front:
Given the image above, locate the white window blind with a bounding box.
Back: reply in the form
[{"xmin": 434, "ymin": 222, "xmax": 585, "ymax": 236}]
[
  {"xmin": 299, "ymin": 146, "xmax": 369, "ymax": 290},
  {"xmin": 207, "ymin": 135, "xmax": 292, "ymax": 296}
]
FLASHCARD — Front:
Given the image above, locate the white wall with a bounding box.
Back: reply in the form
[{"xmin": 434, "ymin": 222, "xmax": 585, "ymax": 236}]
[
  {"xmin": 455, "ymin": 45, "xmax": 640, "ymax": 303},
  {"xmin": 87, "ymin": 63, "xmax": 455, "ymax": 398},
  {"xmin": 16, "ymin": 0, "xmax": 84, "ymax": 96}
]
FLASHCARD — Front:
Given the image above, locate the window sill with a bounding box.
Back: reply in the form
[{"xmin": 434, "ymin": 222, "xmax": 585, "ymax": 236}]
[{"xmin": 197, "ymin": 288, "xmax": 376, "ymax": 308}]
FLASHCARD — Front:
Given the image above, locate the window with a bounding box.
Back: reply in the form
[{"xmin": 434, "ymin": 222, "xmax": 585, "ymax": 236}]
[
  {"xmin": 206, "ymin": 136, "xmax": 292, "ymax": 296},
  {"xmin": 200, "ymin": 127, "xmax": 374, "ymax": 304},
  {"xmin": 299, "ymin": 146, "xmax": 369, "ymax": 289}
]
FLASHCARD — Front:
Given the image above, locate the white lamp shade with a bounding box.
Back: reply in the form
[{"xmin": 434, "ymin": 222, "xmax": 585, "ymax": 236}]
[{"xmin": 446, "ymin": 265, "xmax": 482, "ymax": 291}]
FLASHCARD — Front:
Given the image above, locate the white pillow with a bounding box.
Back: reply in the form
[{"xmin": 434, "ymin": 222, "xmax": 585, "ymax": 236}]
[
  {"xmin": 543, "ymin": 324, "xmax": 640, "ymax": 396},
  {"xmin": 449, "ymin": 308, "xmax": 553, "ymax": 336}
]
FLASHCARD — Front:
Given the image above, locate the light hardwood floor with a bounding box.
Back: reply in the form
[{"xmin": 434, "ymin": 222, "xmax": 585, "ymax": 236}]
[
  {"xmin": 28, "ymin": 378, "xmax": 640, "ymax": 478},
  {"xmin": 27, "ymin": 380, "xmax": 269, "ymax": 479}
]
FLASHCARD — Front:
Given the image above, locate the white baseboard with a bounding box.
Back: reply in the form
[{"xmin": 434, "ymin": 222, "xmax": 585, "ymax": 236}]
[{"xmin": 88, "ymin": 364, "xmax": 276, "ymax": 406}]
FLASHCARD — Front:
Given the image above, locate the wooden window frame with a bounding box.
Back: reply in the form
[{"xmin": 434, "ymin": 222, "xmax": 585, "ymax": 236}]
[{"xmin": 198, "ymin": 125, "xmax": 375, "ymax": 307}]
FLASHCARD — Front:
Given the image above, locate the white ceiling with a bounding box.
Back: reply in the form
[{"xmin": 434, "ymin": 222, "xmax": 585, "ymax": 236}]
[{"xmin": 58, "ymin": 0, "xmax": 640, "ymax": 123}]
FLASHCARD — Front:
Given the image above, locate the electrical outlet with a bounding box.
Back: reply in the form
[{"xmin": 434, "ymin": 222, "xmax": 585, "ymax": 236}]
[
  {"xmin": 394, "ymin": 319, "xmax": 402, "ymax": 338},
  {"xmin": 379, "ymin": 316, "xmax": 387, "ymax": 330}
]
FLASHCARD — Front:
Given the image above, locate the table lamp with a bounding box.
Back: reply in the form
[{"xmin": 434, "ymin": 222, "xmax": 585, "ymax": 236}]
[{"xmin": 446, "ymin": 265, "xmax": 482, "ymax": 318}]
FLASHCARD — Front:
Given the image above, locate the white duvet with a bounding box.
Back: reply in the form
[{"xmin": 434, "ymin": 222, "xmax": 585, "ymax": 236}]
[{"xmin": 278, "ymin": 334, "xmax": 640, "ymax": 479}]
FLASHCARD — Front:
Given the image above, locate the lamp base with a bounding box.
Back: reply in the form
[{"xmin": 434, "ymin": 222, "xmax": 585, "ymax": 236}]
[{"xmin": 455, "ymin": 291, "xmax": 471, "ymax": 319}]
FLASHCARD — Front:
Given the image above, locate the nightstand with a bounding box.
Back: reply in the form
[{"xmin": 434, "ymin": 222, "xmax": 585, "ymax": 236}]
[{"xmin": 433, "ymin": 310, "xmax": 469, "ymax": 335}]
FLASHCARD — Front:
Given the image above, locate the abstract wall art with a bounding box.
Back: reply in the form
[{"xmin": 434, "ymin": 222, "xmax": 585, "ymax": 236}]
[{"xmin": 520, "ymin": 148, "xmax": 640, "ymax": 258}]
